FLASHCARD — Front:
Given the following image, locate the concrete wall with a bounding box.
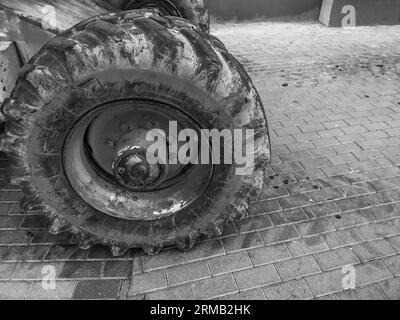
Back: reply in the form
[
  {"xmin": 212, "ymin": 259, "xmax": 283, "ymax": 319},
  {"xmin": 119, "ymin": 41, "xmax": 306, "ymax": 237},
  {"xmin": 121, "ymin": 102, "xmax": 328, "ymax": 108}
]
[{"xmin": 208, "ymin": 0, "xmax": 323, "ymax": 20}]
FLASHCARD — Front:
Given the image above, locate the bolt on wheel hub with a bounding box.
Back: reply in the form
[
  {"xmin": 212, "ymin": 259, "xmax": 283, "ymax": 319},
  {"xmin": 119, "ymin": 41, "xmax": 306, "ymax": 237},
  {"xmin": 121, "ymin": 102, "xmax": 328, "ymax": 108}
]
[
  {"xmin": 112, "ymin": 128, "xmax": 168, "ymax": 191},
  {"xmin": 113, "ymin": 151, "xmax": 166, "ymax": 191}
]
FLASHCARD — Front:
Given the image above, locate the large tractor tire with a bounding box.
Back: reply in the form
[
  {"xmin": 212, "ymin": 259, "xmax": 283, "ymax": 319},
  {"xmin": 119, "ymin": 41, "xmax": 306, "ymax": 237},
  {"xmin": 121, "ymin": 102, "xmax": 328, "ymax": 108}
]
[
  {"xmin": 0, "ymin": 11, "xmax": 270, "ymax": 256},
  {"xmin": 116, "ymin": 0, "xmax": 210, "ymax": 32}
]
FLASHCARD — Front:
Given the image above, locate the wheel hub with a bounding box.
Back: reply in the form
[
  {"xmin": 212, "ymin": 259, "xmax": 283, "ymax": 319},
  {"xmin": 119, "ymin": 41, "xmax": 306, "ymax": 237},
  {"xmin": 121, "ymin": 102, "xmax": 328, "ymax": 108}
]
[
  {"xmin": 113, "ymin": 151, "xmax": 163, "ymax": 190},
  {"xmin": 62, "ymin": 99, "xmax": 213, "ymax": 221},
  {"xmin": 112, "ymin": 128, "xmax": 168, "ymax": 191}
]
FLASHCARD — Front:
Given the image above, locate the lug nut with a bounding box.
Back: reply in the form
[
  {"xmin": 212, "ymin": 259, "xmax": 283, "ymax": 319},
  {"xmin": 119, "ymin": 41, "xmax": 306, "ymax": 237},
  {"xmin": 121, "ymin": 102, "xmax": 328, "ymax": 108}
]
[{"xmin": 117, "ymin": 167, "xmax": 126, "ymax": 174}]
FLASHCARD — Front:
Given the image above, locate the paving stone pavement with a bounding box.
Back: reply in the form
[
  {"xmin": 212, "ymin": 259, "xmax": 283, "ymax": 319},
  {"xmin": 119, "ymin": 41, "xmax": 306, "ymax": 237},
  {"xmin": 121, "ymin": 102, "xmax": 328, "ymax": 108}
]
[{"xmin": 1, "ymin": 20, "xmax": 400, "ymax": 300}]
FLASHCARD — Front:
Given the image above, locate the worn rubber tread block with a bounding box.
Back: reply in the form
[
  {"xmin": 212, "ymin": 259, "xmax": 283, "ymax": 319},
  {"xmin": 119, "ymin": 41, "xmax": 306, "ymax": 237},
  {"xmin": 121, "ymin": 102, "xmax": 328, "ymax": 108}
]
[{"xmin": 0, "ymin": 11, "xmax": 270, "ymax": 256}]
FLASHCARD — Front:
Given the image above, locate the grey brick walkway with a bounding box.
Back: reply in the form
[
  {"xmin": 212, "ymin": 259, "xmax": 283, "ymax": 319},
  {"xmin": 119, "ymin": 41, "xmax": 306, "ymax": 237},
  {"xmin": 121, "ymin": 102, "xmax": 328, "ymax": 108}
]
[{"xmin": 1, "ymin": 21, "xmax": 400, "ymax": 299}]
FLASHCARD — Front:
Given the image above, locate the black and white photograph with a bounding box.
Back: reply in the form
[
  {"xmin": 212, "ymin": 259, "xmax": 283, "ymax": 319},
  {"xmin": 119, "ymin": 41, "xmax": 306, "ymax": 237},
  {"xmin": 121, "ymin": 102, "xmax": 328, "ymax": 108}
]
[{"xmin": 0, "ymin": 0, "xmax": 399, "ymax": 306}]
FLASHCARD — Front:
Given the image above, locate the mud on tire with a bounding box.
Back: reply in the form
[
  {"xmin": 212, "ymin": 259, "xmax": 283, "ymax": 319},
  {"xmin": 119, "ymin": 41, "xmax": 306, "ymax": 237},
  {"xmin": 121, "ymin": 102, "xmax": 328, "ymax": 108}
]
[
  {"xmin": 0, "ymin": 11, "xmax": 270, "ymax": 256},
  {"xmin": 118, "ymin": 0, "xmax": 210, "ymax": 32}
]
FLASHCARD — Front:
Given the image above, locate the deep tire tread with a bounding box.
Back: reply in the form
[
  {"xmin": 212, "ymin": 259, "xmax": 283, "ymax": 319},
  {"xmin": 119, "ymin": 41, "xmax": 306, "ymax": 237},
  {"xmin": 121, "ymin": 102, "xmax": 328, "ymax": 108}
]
[{"xmin": 0, "ymin": 11, "xmax": 270, "ymax": 256}]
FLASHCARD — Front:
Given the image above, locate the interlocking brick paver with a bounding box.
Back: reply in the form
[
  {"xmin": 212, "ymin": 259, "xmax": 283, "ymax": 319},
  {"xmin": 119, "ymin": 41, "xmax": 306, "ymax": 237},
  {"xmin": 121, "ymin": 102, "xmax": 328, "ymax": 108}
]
[
  {"xmin": 365, "ymin": 191, "xmax": 399, "ymax": 206},
  {"xmin": 58, "ymin": 261, "xmax": 102, "ymax": 279},
  {"xmin": 263, "ymin": 279, "xmax": 313, "ymax": 300},
  {"xmin": 223, "ymin": 232, "xmax": 264, "ymax": 253},
  {"xmin": 318, "ymin": 129, "xmax": 344, "ymax": 138},
  {"xmin": 327, "ymin": 153, "xmax": 357, "ymax": 165},
  {"xmin": 1, "ymin": 245, "xmax": 50, "ymax": 262},
  {"xmin": 357, "ymin": 221, "xmax": 400, "ymax": 241},
  {"xmin": 295, "ymin": 218, "xmax": 336, "ymax": 237},
  {"xmin": 0, "ymin": 216, "xmax": 22, "ymax": 229},
  {"xmin": 247, "ymin": 244, "xmax": 292, "ymax": 266},
  {"xmin": 313, "ymin": 247, "xmax": 359, "ymax": 271},
  {"xmin": 117, "ymin": 280, "xmax": 131, "ymax": 300},
  {"xmin": 305, "ymin": 269, "xmax": 343, "ymax": 297},
  {"xmin": 249, "ymin": 200, "xmax": 281, "ymax": 215},
  {"xmin": 0, "ymin": 281, "xmax": 30, "ymax": 299},
  {"xmin": 378, "ymin": 277, "xmax": 400, "ymax": 300},
  {"xmin": 275, "ymin": 256, "xmax": 321, "ymax": 281},
  {"xmin": 344, "ymin": 171, "xmax": 379, "ymax": 184},
  {"xmin": 308, "ymin": 147, "xmax": 336, "ymax": 158},
  {"xmin": 43, "ymin": 245, "xmax": 88, "ymax": 261},
  {"xmin": 73, "ymin": 280, "xmax": 122, "ymax": 300},
  {"xmin": 184, "ymin": 240, "xmax": 225, "ymax": 262},
  {"xmin": 352, "ymin": 240, "xmax": 396, "ymax": 263},
  {"xmin": 129, "ymin": 270, "xmax": 167, "ymax": 296},
  {"xmin": 191, "ymin": 274, "xmax": 238, "ymax": 300},
  {"xmin": 371, "ymin": 177, "xmax": 400, "ymax": 192},
  {"xmin": 0, "ymin": 230, "xmax": 32, "ymax": 245},
  {"xmin": 27, "ymin": 281, "xmax": 76, "ymax": 300},
  {"xmin": 323, "ymin": 229, "xmax": 365, "ymax": 249},
  {"xmin": 222, "ymin": 288, "xmax": 266, "ymax": 300},
  {"xmin": 374, "ymin": 167, "xmax": 400, "ymax": 179},
  {"xmin": 330, "ymin": 210, "xmax": 369, "ymax": 229},
  {"xmin": 302, "ymin": 202, "xmax": 341, "ymax": 218},
  {"xmin": 338, "ymin": 182, "xmax": 376, "ymax": 197},
  {"xmin": 31, "ymin": 230, "xmax": 71, "ymax": 245},
  {"xmin": 354, "ymin": 261, "xmax": 392, "ymax": 286},
  {"xmin": 291, "ymin": 168, "xmax": 326, "ymax": 181},
  {"xmin": 234, "ymin": 264, "xmax": 280, "ymax": 291},
  {"xmin": 386, "ymin": 235, "xmax": 400, "ymax": 253},
  {"xmin": 335, "ymin": 196, "xmax": 373, "ymax": 212},
  {"xmin": 287, "ymin": 236, "xmax": 329, "ymax": 257},
  {"xmin": 0, "ymin": 262, "xmax": 17, "ymax": 279},
  {"xmin": 259, "ymin": 186, "xmax": 289, "ymax": 200},
  {"xmin": 277, "ymin": 193, "xmax": 315, "ymax": 210},
  {"xmin": 300, "ymin": 157, "xmax": 331, "ymax": 169},
  {"xmin": 102, "ymin": 261, "xmax": 133, "ymax": 278},
  {"xmin": 259, "ymin": 225, "xmax": 301, "ymax": 245},
  {"xmin": 146, "ymin": 284, "xmax": 194, "ymax": 300},
  {"xmin": 1, "ymin": 191, "xmax": 23, "ymax": 202},
  {"xmin": 13, "ymin": 262, "xmax": 62, "ymax": 280},
  {"xmin": 272, "ymin": 161, "xmax": 303, "ymax": 174},
  {"xmin": 166, "ymin": 261, "xmax": 210, "ymax": 286},
  {"xmin": 235, "ymin": 215, "xmax": 272, "ymax": 233},
  {"xmin": 285, "ymin": 181, "xmax": 319, "ymax": 195},
  {"xmin": 269, "ymin": 209, "xmax": 309, "ymax": 226},
  {"xmin": 331, "ymin": 143, "xmax": 361, "ymax": 154},
  {"xmin": 315, "ymin": 293, "xmax": 338, "ymax": 300},
  {"xmin": 336, "ymin": 283, "xmax": 387, "ymax": 300},
  {"xmin": 323, "ymin": 120, "xmax": 348, "ymax": 130},
  {"xmin": 0, "ymin": 203, "xmax": 12, "ymax": 215},
  {"xmin": 142, "ymin": 249, "xmax": 186, "ymax": 271},
  {"xmin": 309, "ymin": 188, "xmax": 345, "ymax": 203},
  {"xmin": 208, "ymin": 252, "xmax": 252, "ymax": 276},
  {"xmin": 382, "ymin": 255, "xmax": 400, "ymax": 276}
]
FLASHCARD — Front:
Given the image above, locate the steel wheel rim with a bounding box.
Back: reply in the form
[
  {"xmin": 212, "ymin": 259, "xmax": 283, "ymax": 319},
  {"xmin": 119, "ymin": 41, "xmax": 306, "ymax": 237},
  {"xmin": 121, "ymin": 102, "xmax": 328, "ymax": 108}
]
[
  {"xmin": 123, "ymin": 0, "xmax": 182, "ymax": 17},
  {"xmin": 62, "ymin": 99, "xmax": 213, "ymax": 221}
]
